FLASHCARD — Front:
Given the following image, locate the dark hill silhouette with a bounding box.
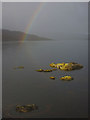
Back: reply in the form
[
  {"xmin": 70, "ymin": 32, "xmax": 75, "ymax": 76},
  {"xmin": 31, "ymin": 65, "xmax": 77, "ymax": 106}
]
[{"xmin": 2, "ymin": 29, "xmax": 51, "ymax": 41}]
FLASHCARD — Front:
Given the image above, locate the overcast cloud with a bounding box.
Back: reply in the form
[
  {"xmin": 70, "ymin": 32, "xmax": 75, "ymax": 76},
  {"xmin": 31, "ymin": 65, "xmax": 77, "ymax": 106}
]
[{"xmin": 2, "ymin": 2, "xmax": 88, "ymax": 39}]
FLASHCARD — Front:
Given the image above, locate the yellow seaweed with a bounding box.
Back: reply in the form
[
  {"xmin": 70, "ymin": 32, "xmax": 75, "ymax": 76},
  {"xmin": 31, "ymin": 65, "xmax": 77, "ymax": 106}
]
[
  {"xmin": 16, "ymin": 104, "xmax": 38, "ymax": 113},
  {"xmin": 50, "ymin": 76, "xmax": 55, "ymax": 79},
  {"xmin": 50, "ymin": 62, "xmax": 83, "ymax": 71},
  {"xmin": 44, "ymin": 69, "xmax": 52, "ymax": 72},
  {"xmin": 52, "ymin": 68, "xmax": 57, "ymax": 71},
  {"xmin": 13, "ymin": 66, "xmax": 24, "ymax": 69},
  {"xmin": 36, "ymin": 69, "xmax": 44, "ymax": 72},
  {"xmin": 49, "ymin": 63, "xmax": 57, "ymax": 68},
  {"xmin": 60, "ymin": 76, "xmax": 73, "ymax": 81}
]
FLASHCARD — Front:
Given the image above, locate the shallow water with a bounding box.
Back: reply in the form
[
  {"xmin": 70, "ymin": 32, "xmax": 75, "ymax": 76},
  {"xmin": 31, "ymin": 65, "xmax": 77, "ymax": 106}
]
[{"xmin": 2, "ymin": 40, "xmax": 88, "ymax": 118}]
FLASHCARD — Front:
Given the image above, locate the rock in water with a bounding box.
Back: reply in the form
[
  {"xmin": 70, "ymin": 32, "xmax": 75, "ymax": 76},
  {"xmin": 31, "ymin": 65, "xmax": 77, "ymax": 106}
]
[
  {"xmin": 13, "ymin": 66, "xmax": 24, "ymax": 69},
  {"xmin": 16, "ymin": 104, "xmax": 38, "ymax": 113},
  {"xmin": 50, "ymin": 62, "xmax": 83, "ymax": 71},
  {"xmin": 50, "ymin": 76, "xmax": 55, "ymax": 79},
  {"xmin": 60, "ymin": 76, "xmax": 73, "ymax": 81},
  {"xmin": 36, "ymin": 69, "xmax": 44, "ymax": 72}
]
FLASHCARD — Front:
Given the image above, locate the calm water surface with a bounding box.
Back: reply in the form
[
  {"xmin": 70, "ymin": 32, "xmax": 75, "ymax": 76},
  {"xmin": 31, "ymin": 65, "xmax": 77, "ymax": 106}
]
[{"xmin": 2, "ymin": 40, "xmax": 88, "ymax": 118}]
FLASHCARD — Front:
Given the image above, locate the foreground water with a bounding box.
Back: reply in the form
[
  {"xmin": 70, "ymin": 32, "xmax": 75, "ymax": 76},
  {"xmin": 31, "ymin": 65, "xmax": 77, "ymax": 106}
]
[{"xmin": 2, "ymin": 40, "xmax": 88, "ymax": 118}]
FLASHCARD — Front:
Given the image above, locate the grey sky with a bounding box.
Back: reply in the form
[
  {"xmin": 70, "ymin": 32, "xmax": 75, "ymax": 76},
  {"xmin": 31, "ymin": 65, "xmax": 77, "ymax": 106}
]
[
  {"xmin": 1, "ymin": 0, "xmax": 89, "ymax": 2},
  {"xmin": 0, "ymin": 2, "xmax": 2, "ymax": 29},
  {"xmin": 2, "ymin": 2, "xmax": 88, "ymax": 39}
]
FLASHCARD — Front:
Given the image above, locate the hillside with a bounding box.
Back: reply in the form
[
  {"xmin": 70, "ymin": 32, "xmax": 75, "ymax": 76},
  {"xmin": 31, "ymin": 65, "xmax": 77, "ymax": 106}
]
[{"xmin": 2, "ymin": 29, "xmax": 51, "ymax": 41}]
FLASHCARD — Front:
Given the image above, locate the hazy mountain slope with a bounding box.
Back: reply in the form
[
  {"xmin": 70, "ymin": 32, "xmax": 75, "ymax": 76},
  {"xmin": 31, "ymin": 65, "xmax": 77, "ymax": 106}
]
[{"xmin": 2, "ymin": 29, "xmax": 51, "ymax": 41}]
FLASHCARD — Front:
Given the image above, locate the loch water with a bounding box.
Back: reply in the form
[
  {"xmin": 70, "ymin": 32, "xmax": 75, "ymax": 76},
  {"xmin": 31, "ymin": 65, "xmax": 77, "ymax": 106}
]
[{"xmin": 2, "ymin": 40, "xmax": 88, "ymax": 118}]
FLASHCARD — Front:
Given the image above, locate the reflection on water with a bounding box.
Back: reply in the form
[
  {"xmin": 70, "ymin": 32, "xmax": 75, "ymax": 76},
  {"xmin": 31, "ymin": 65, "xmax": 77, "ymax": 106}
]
[{"xmin": 2, "ymin": 40, "xmax": 88, "ymax": 118}]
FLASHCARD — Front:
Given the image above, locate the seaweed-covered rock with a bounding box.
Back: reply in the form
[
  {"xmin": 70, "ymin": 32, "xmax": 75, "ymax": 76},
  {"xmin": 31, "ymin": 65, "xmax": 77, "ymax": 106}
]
[
  {"xmin": 60, "ymin": 76, "xmax": 73, "ymax": 81},
  {"xmin": 52, "ymin": 69, "xmax": 57, "ymax": 71},
  {"xmin": 44, "ymin": 69, "xmax": 52, "ymax": 72},
  {"xmin": 50, "ymin": 76, "xmax": 55, "ymax": 79},
  {"xmin": 36, "ymin": 69, "xmax": 52, "ymax": 72},
  {"xmin": 16, "ymin": 104, "xmax": 38, "ymax": 113},
  {"xmin": 36, "ymin": 69, "xmax": 44, "ymax": 72},
  {"xmin": 50, "ymin": 62, "xmax": 83, "ymax": 71},
  {"xmin": 49, "ymin": 63, "xmax": 57, "ymax": 68}
]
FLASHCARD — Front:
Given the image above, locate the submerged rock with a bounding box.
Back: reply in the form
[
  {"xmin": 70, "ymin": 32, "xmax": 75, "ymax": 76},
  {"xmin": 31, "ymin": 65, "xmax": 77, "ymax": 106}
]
[
  {"xmin": 16, "ymin": 104, "xmax": 38, "ymax": 113},
  {"xmin": 44, "ymin": 69, "xmax": 52, "ymax": 72},
  {"xmin": 52, "ymin": 68, "xmax": 57, "ymax": 71},
  {"xmin": 36, "ymin": 69, "xmax": 52, "ymax": 72},
  {"xmin": 36, "ymin": 69, "xmax": 44, "ymax": 72},
  {"xmin": 60, "ymin": 76, "xmax": 73, "ymax": 81},
  {"xmin": 13, "ymin": 66, "xmax": 24, "ymax": 69},
  {"xmin": 50, "ymin": 62, "xmax": 83, "ymax": 71}
]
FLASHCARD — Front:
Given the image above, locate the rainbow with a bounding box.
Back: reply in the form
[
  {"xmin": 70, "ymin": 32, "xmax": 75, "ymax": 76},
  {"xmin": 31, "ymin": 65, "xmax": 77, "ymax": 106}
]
[{"xmin": 20, "ymin": 2, "xmax": 45, "ymax": 43}]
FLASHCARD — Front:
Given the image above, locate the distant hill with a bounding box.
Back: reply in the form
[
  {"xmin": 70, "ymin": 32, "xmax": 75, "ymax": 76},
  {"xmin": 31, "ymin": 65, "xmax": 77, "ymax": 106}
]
[{"xmin": 1, "ymin": 29, "xmax": 51, "ymax": 41}]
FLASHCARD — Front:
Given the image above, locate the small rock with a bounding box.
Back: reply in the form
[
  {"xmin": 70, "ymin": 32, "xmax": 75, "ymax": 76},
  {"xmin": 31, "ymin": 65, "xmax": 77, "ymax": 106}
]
[
  {"xmin": 36, "ymin": 69, "xmax": 44, "ymax": 72},
  {"xmin": 13, "ymin": 66, "xmax": 24, "ymax": 69},
  {"xmin": 44, "ymin": 69, "xmax": 52, "ymax": 72},
  {"xmin": 16, "ymin": 104, "xmax": 38, "ymax": 113},
  {"xmin": 50, "ymin": 76, "xmax": 55, "ymax": 79},
  {"xmin": 60, "ymin": 76, "xmax": 73, "ymax": 81}
]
